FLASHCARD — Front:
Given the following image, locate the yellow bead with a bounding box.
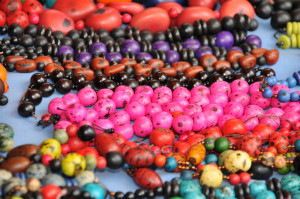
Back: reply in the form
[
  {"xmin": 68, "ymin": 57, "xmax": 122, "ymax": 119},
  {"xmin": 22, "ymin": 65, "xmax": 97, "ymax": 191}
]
[
  {"xmin": 297, "ymin": 35, "xmax": 300, "ymax": 49},
  {"xmin": 62, "ymin": 153, "xmax": 86, "ymax": 177},
  {"xmin": 293, "ymin": 22, "xmax": 298, "ymax": 35},
  {"xmin": 291, "ymin": 34, "xmax": 297, "ymax": 48},
  {"xmin": 199, "ymin": 165, "xmax": 223, "ymax": 188},
  {"xmin": 224, "ymin": 150, "xmax": 252, "ymax": 173},
  {"xmin": 218, "ymin": 150, "xmax": 234, "ymax": 166},
  {"xmin": 277, "ymin": 35, "xmax": 291, "ymax": 49},
  {"xmin": 40, "ymin": 138, "xmax": 61, "ymax": 159},
  {"xmin": 287, "ymin": 22, "xmax": 293, "ymax": 36}
]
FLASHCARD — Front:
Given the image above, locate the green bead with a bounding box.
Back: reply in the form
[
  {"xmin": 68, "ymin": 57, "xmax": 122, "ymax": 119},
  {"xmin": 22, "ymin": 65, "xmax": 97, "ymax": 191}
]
[
  {"xmin": 277, "ymin": 35, "xmax": 291, "ymax": 49},
  {"xmin": 0, "ymin": 123, "xmax": 14, "ymax": 138},
  {"xmin": 215, "ymin": 137, "xmax": 229, "ymax": 153},
  {"xmin": 288, "ymin": 165, "xmax": 295, "ymax": 172},
  {"xmin": 278, "ymin": 166, "xmax": 290, "ymax": 175},
  {"xmin": 53, "ymin": 129, "xmax": 69, "ymax": 144},
  {"xmin": 204, "ymin": 138, "xmax": 215, "ymax": 151},
  {"xmin": 0, "ymin": 136, "xmax": 13, "ymax": 152},
  {"xmin": 85, "ymin": 155, "xmax": 97, "ymax": 171}
]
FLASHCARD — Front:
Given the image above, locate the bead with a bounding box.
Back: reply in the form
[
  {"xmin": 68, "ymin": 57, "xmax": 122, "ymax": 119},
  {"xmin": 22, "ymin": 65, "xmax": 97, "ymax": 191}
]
[
  {"xmin": 261, "ymin": 152, "xmax": 275, "ymax": 167},
  {"xmin": 206, "ymin": 154, "xmax": 218, "ymax": 164},
  {"xmin": 224, "ymin": 150, "xmax": 252, "ymax": 173},
  {"xmin": 266, "ymin": 76, "xmax": 277, "ymax": 87},
  {"xmin": 164, "ymin": 157, "xmax": 178, "ymax": 172},
  {"xmin": 214, "ymin": 137, "xmax": 230, "ymax": 153},
  {"xmin": 274, "ymin": 155, "xmax": 286, "ymax": 169},
  {"xmin": 250, "ymin": 181, "xmax": 267, "ymax": 197},
  {"xmin": 199, "ymin": 165, "xmax": 223, "ymax": 188},
  {"xmin": 256, "ymin": 190, "xmax": 276, "ymax": 199},
  {"xmin": 204, "ymin": 138, "xmax": 215, "ymax": 151},
  {"xmin": 229, "ymin": 174, "xmax": 240, "ymax": 185},
  {"xmin": 262, "ymin": 87, "xmax": 273, "ymax": 98},
  {"xmin": 295, "ymin": 140, "xmax": 300, "ymax": 152},
  {"xmin": 277, "ymin": 89, "xmax": 290, "ymax": 102}
]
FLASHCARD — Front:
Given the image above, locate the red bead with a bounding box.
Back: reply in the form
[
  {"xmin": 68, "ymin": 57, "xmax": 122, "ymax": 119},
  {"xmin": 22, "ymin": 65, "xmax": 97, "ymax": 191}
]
[
  {"xmin": 188, "ymin": 131, "xmax": 195, "ymax": 137},
  {"xmin": 279, "ymin": 128, "xmax": 290, "ymax": 137},
  {"xmin": 178, "ymin": 134, "xmax": 188, "ymax": 141},
  {"xmin": 75, "ymin": 20, "xmax": 85, "ymax": 31},
  {"xmin": 61, "ymin": 144, "xmax": 71, "ymax": 155},
  {"xmin": 66, "ymin": 124, "xmax": 78, "ymax": 137},
  {"xmin": 197, "ymin": 164, "xmax": 205, "ymax": 172},
  {"xmin": 162, "ymin": 147, "xmax": 172, "ymax": 156},
  {"xmin": 293, "ymin": 121, "xmax": 300, "ymax": 131},
  {"xmin": 0, "ymin": 10, "xmax": 6, "ymax": 26},
  {"xmin": 97, "ymin": 3, "xmax": 105, "ymax": 9},
  {"xmin": 229, "ymin": 174, "xmax": 240, "ymax": 185},
  {"xmin": 41, "ymin": 184, "xmax": 61, "ymax": 199},
  {"xmin": 282, "ymin": 122, "xmax": 292, "ymax": 130},
  {"xmin": 168, "ymin": 8, "xmax": 179, "ymax": 19},
  {"xmin": 97, "ymin": 156, "xmax": 107, "ymax": 169},
  {"xmin": 151, "ymin": 146, "xmax": 161, "ymax": 156},
  {"xmin": 277, "ymin": 142, "xmax": 288, "ymax": 154},
  {"xmin": 139, "ymin": 142, "xmax": 149, "ymax": 148},
  {"xmin": 214, "ymin": 10, "xmax": 220, "ymax": 19},
  {"xmin": 122, "ymin": 13, "xmax": 132, "ymax": 24},
  {"xmin": 239, "ymin": 172, "xmax": 251, "ymax": 183},
  {"xmin": 42, "ymin": 154, "xmax": 53, "ymax": 166},
  {"xmin": 29, "ymin": 14, "xmax": 39, "ymax": 24}
]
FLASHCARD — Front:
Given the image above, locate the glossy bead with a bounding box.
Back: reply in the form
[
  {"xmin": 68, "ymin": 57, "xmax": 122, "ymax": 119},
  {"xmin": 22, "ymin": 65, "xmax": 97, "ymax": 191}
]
[
  {"xmin": 77, "ymin": 125, "xmax": 95, "ymax": 142},
  {"xmin": 295, "ymin": 140, "xmax": 300, "ymax": 152},
  {"xmin": 278, "ymin": 90, "xmax": 290, "ymax": 102},
  {"xmin": 164, "ymin": 157, "xmax": 177, "ymax": 172},
  {"xmin": 214, "ymin": 137, "xmax": 229, "ymax": 153},
  {"xmin": 18, "ymin": 101, "xmax": 35, "ymax": 117},
  {"xmin": 262, "ymin": 87, "xmax": 273, "ymax": 98},
  {"xmin": 105, "ymin": 152, "xmax": 124, "ymax": 169},
  {"xmin": 204, "ymin": 138, "xmax": 215, "ymax": 151}
]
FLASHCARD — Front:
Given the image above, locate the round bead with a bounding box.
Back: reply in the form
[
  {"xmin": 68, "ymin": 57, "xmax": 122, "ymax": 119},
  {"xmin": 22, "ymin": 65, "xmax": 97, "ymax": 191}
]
[
  {"xmin": 262, "ymin": 87, "xmax": 273, "ymax": 98},
  {"xmin": 274, "ymin": 155, "xmax": 286, "ymax": 169},
  {"xmin": 287, "ymin": 77, "xmax": 297, "ymax": 88},
  {"xmin": 277, "ymin": 166, "xmax": 290, "ymax": 175},
  {"xmin": 278, "ymin": 89, "xmax": 291, "ymax": 102},
  {"xmin": 295, "ymin": 139, "xmax": 300, "ymax": 152},
  {"xmin": 290, "ymin": 92, "xmax": 299, "ymax": 102},
  {"xmin": 180, "ymin": 170, "xmax": 193, "ymax": 181},
  {"xmin": 204, "ymin": 138, "xmax": 215, "ymax": 151},
  {"xmin": 206, "ymin": 154, "xmax": 218, "ymax": 164},
  {"xmin": 215, "ymin": 137, "xmax": 229, "ymax": 153},
  {"xmin": 164, "ymin": 157, "xmax": 178, "ymax": 172},
  {"xmin": 250, "ymin": 181, "xmax": 267, "ymax": 197},
  {"xmin": 229, "ymin": 174, "xmax": 240, "ymax": 185}
]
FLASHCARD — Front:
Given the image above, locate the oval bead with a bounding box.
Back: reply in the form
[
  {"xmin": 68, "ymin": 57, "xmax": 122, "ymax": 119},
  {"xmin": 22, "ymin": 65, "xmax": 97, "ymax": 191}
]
[
  {"xmin": 264, "ymin": 49, "xmax": 280, "ymax": 65},
  {"xmin": 134, "ymin": 168, "xmax": 162, "ymax": 189},
  {"xmin": 6, "ymin": 56, "xmax": 25, "ymax": 64},
  {"xmin": 63, "ymin": 61, "xmax": 82, "ymax": 70},
  {"xmin": 15, "ymin": 59, "xmax": 37, "ymax": 73},
  {"xmin": 107, "ymin": 2, "xmax": 144, "ymax": 15},
  {"xmin": 176, "ymin": 7, "xmax": 215, "ymax": 27},
  {"xmin": 0, "ymin": 156, "xmax": 31, "ymax": 174},
  {"xmin": 239, "ymin": 54, "xmax": 256, "ymax": 68},
  {"xmin": 226, "ymin": 51, "xmax": 244, "ymax": 63},
  {"xmin": 34, "ymin": 56, "xmax": 54, "ymax": 66},
  {"xmin": 7, "ymin": 144, "xmax": 40, "ymax": 159},
  {"xmin": 74, "ymin": 68, "xmax": 94, "ymax": 81},
  {"xmin": 125, "ymin": 146, "xmax": 154, "ymax": 167},
  {"xmin": 249, "ymin": 162, "xmax": 273, "ymax": 180},
  {"xmin": 94, "ymin": 133, "xmax": 121, "ymax": 156},
  {"xmin": 91, "ymin": 57, "xmax": 110, "ymax": 70}
]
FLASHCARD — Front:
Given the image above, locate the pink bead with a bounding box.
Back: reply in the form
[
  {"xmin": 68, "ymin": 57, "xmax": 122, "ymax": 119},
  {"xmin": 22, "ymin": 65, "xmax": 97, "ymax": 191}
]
[
  {"xmin": 190, "ymin": 85, "xmax": 210, "ymax": 98},
  {"xmin": 231, "ymin": 79, "xmax": 249, "ymax": 93},
  {"xmin": 209, "ymin": 93, "xmax": 228, "ymax": 108},
  {"xmin": 172, "ymin": 97, "xmax": 189, "ymax": 107},
  {"xmin": 223, "ymin": 102, "xmax": 244, "ymax": 118},
  {"xmin": 54, "ymin": 120, "xmax": 72, "ymax": 131},
  {"xmin": 93, "ymin": 99, "xmax": 116, "ymax": 119},
  {"xmin": 151, "ymin": 92, "xmax": 171, "ymax": 105},
  {"xmin": 65, "ymin": 103, "xmax": 87, "ymax": 123},
  {"xmin": 135, "ymin": 85, "xmax": 153, "ymax": 97},
  {"xmin": 172, "ymin": 115, "xmax": 193, "ymax": 134},
  {"xmin": 229, "ymin": 91, "xmax": 250, "ymax": 107},
  {"xmin": 115, "ymin": 85, "xmax": 134, "ymax": 97},
  {"xmin": 244, "ymin": 105, "xmax": 264, "ymax": 117},
  {"xmin": 210, "ymin": 81, "xmax": 231, "ymax": 96},
  {"xmin": 111, "ymin": 91, "xmax": 131, "ymax": 108},
  {"xmin": 130, "ymin": 93, "xmax": 151, "ymax": 105},
  {"xmin": 97, "ymin": 3, "xmax": 105, "ymax": 8},
  {"xmin": 114, "ymin": 124, "xmax": 134, "ymax": 140},
  {"xmin": 48, "ymin": 98, "xmax": 66, "ymax": 115},
  {"xmin": 59, "ymin": 112, "xmax": 67, "ymax": 121},
  {"xmin": 183, "ymin": 104, "xmax": 202, "ymax": 116},
  {"xmin": 240, "ymin": 115, "xmax": 259, "ymax": 131},
  {"xmin": 249, "ymin": 82, "xmax": 261, "ymax": 96},
  {"xmin": 281, "ymin": 111, "xmax": 300, "ymax": 126},
  {"xmin": 284, "ymin": 102, "xmax": 300, "ymax": 113},
  {"xmin": 270, "ymin": 97, "xmax": 289, "ymax": 109},
  {"xmin": 152, "ymin": 111, "xmax": 173, "ymax": 129},
  {"xmin": 109, "ymin": 110, "xmax": 130, "ymax": 126},
  {"xmin": 250, "ymin": 91, "xmax": 271, "ymax": 109},
  {"xmin": 78, "ymin": 120, "xmax": 93, "ymax": 128},
  {"xmin": 161, "ymin": 102, "xmax": 183, "ymax": 113},
  {"xmin": 189, "ymin": 95, "xmax": 209, "ymax": 108},
  {"xmin": 266, "ymin": 108, "xmax": 284, "ymax": 117},
  {"xmin": 93, "ymin": 119, "xmax": 114, "ymax": 134},
  {"xmin": 97, "ymin": 89, "xmax": 114, "ymax": 99},
  {"xmin": 62, "ymin": 93, "xmax": 80, "ymax": 107},
  {"xmin": 85, "ymin": 108, "xmax": 99, "ymax": 123},
  {"xmin": 145, "ymin": 103, "xmax": 162, "ymax": 120},
  {"xmin": 272, "ymin": 84, "xmax": 290, "ymax": 95},
  {"xmin": 77, "ymin": 87, "xmax": 97, "ymax": 107},
  {"xmin": 133, "ymin": 116, "xmax": 153, "ymax": 137},
  {"xmin": 214, "ymin": 10, "xmax": 220, "ymax": 18},
  {"xmin": 203, "ymin": 103, "xmax": 223, "ymax": 118},
  {"xmin": 178, "ymin": 134, "xmax": 188, "ymax": 141},
  {"xmin": 191, "ymin": 112, "xmax": 206, "ymax": 132},
  {"xmin": 172, "ymin": 87, "xmax": 191, "ymax": 100},
  {"xmin": 218, "ymin": 114, "xmax": 235, "ymax": 129},
  {"xmin": 204, "ymin": 110, "xmax": 218, "ymax": 128},
  {"xmin": 153, "ymin": 86, "xmax": 172, "ymax": 98},
  {"xmin": 124, "ymin": 102, "xmax": 145, "ymax": 121},
  {"xmin": 259, "ymin": 114, "xmax": 280, "ymax": 130},
  {"xmin": 123, "ymin": 13, "xmax": 132, "ymax": 23},
  {"xmin": 29, "ymin": 14, "xmax": 39, "ymax": 24}
]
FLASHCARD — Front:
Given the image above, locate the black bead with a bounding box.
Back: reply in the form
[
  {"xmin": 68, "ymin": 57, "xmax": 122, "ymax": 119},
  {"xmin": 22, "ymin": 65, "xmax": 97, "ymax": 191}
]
[
  {"xmin": 292, "ymin": 8, "xmax": 300, "ymax": 21},
  {"xmin": 234, "ymin": 14, "xmax": 246, "ymax": 30},
  {"xmin": 0, "ymin": 95, "xmax": 8, "ymax": 106},
  {"xmin": 272, "ymin": 178, "xmax": 281, "ymax": 191},
  {"xmin": 30, "ymin": 153, "xmax": 42, "ymax": 163},
  {"xmin": 140, "ymin": 29, "xmax": 153, "ymax": 42},
  {"xmin": 271, "ymin": 11, "xmax": 292, "ymax": 29},
  {"xmin": 39, "ymin": 82, "xmax": 55, "ymax": 97},
  {"xmin": 18, "ymin": 101, "xmax": 35, "ymax": 117},
  {"xmin": 209, "ymin": 73, "xmax": 224, "ymax": 85},
  {"xmin": 72, "ymin": 74, "xmax": 86, "ymax": 86},
  {"xmin": 10, "ymin": 36, "xmax": 19, "ymax": 45},
  {"xmin": 257, "ymin": 56, "xmax": 266, "ymax": 66},
  {"xmin": 49, "ymin": 159, "xmax": 61, "ymax": 172},
  {"xmin": 254, "ymin": 75, "xmax": 265, "ymax": 82},
  {"xmin": 123, "ymin": 78, "xmax": 139, "ymax": 90},
  {"xmin": 93, "ymin": 74, "xmax": 108, "ymax": 89},
  {"xmin": 275, "ymin": 190, "xmax": 284, "ymax": 199},
  {"xmin": 202, "ymin": 185, "xmax": 210, "ymax": 196},
  {"xmin": 234, "ymin": 185, "xmax": 244, "ymax": 197},
  {"xmin": 221, "ymin": 16, "xmax": 235, "ymax": 31},
  {"xmin": 209, "ymin": 187, "xmax": 215, "ymax": 197},
  {"xmin": 207, "ymin": 18, "xmax": 222, "ymax": 35},
  {"xmin": 124, "ymin": 192, "xmax": 134, "ymax": 199},
  {"xmin": 167, "ymin": 78, "xmax": 181, "ymax": 90},
  {"xmin": 25, "ymin": 89, "xmax": 43, "ymax": 105},
  {"xmin": 101, "ymin": 79, "xmax": 117, "ymax": 90},
  {"xmin": 133, "ymin": 73, "xmax": 147, "ymax": 84},
  {"xmin": 145, "ymin": 189, "xmax": 155, "ymax": 198},
  {"xmin": 249, "ymin": 18, "xmax": 259, "ymax": 31},
  {"xmin": 241, "ymin": 183, "xmax": 250, "ymax": 195},
  {"xmin": 50, "ymin": 69, "xmax": 65, "ymax": 83},
  {"xmin": 256, "ymin": 2, "xmax": 273, "ymax": 19},
  {"xmin": 293, "ymin": 155, "xmax": 300, "ymax": 175},
  {"xmin": 77, "ymin": 125, "xmax": 96, "ymax": 141},
  {"xmin": 55, "ymin": 78, "xmax": 72, "ymax": 94},
  {"xmin": 282, "ymin": 190, "xmax": 292, "ymax": 199},
  {"xmin": 261, "ymin": 67, "xmax": 276, "ymax": 77},
  {"xmin": 115, "ymin": 191, "xmax": 125, "ymax": 199},
  {"xmin": 266, "ymin": 179, "xmax": 275, "ymax": 191},
  {"xmin": 0, "ymin": 26, "xmax": 7, "ymax": 35},
  {"xmin": 200, "ymin": 35, "xmax": 209, "ymax": 46},
  {"xmin": 153, "ymin": 31, "xmax": 166, "ymax": 41},
  {"xmin": 171, "ymin": 182, "xmax": 180, "ymax": 196},
  {"xmin": 187, "ymin": 78, "xmax": 203, "ymax": 90},
  {"xmin": 249, "ymin": 162, "xmax": 273, "ymax": 180},
  {"xmin": 154, "ymin": 186, "xmax": 163, "ymax": 196},
  {"xmin": 5, "ymin": 62, "xmax": 15, "ymax": 72},
  {"xmin": 153, "ymin": 71, "xmax": 168, "ymax": 83},
  {"xmin": 80, "ymin": 190, "xmax": 91, "ymax": 199},
  {"xmin": 163, "ymin": 182, "xmax": 172, "ymax": 197},
  {"xmin": 134, "ymin": 189, "xmax": 145, "ymax": 198},
  {"xmin": 97, "ymin": 28, "xmax": 110, "ymax": 39},
  {"xmin": 77, "ymin": 81, "xmax": 94, "ymax": 90},
  {"xmin": 148, "ymin": 79, "xmax": 161, "ymax": 89},
  {"xmin": 8, "ymin": 23, "xmax": 24, "ymax": 37}
]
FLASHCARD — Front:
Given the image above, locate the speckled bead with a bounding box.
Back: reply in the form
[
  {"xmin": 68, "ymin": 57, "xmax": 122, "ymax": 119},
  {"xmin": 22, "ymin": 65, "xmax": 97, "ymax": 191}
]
[
  {"xmin": 77, "ymin": 87, "xmax": 97, "ymax": 107},
  {"xmin": 115, "ymin": 85, "xmax": 134, "ymax": 97},
  {"xmin": 97, "ymin": 89, "xmax": 114, "ymax": 99},
  {"xmin": 231, "ymin": 79, "xmax": 249, "ymax": 93},
  {"xmin": 65, "ymin": 103, "xmax": 87, "ymax": 123},
  {"xmin": 153, "ymin": 86, "xmax": 173, "ymax": 99},
  {"xmin": 209, "ymin": 93, "xmax": 228, "ymax": 108},
  {"xmin": 124, "ymin": 102, "xmax": 145, "ymax": 121},
  {"xmin": 111, "ymin": 91, "xmax": 131, "ymax": 108},
  {"xmin": 172, "ymin": 97, "xmax": 189, "ymax": 107},
  {"xmin": 180, "ymin": 180, "xmax": 202, "ymax": 196},
  {"xmin": 210, "ymin": 81, "xmax": 231, "ymax": 96},
  {"xmin": 93, "ymin": 119, "xmax": 114, "ymax": 134},
  {"xmin": 203, "ymin": 103, "xmax": 223, "ymax": 118},
  {"xmin": 229, "ymin": 91, "xmax": 250, "ymax": 107},
  {"xmin": 133, "ymin": 116, "xmax": 153, "ymax": 137},
  {"xmin": 144, "ymin": 103, "xmax": 162, "ymax": 120},
  {"xmin": 204, "ymin": 110, "xmax": 218, "ymax": 128},
  {"xmin": 244, "ymin": 104, "xmax": 264, "ymax": 117},
  {"xmin": 135, "ymin": 85, "xmax": 153, "ymax": 98},
  {"xmin": 223, "ymin": 102, "xmax": 244, "ymax": 118},
  {"xmin": 109, "ymin": 110, "xmax": 130, "ymax": 126},
  {"xmin": 249, "ymin": 82, "xmax": 261, "ymax": 96},
  {"xmin": 173, "ymin": 87, "xmax": 191, "ymax": 100},
  {"xmin": 250, "ymin": 181, "xmax": 267, "ymax": 197},
  {"xmin": 189, "ymin": 95, "xmax": 209, "ymax": 109},
  {"xmin": 190, "ymin": 85, "xmax": 210, "ymax": 98},
  {"xmin": 215, "ymin": 186, "xmax": 235, "ymax": 199},
  {"xmin": 94, "ymin": 99, "xmax": 116, "ymax": 119},
  {"xmin": 85, "ymin": 108, "xmax": 99, "ymax": 123},
  {"xmin": 218, "ymin": 114, "xmax": 235, "ymax": 129},
  {"xmin": 172, "ymin": 115, "xmax": 193, "ymax": 134},
  {"xmin": 183, "ymin": 104, "xmax": 202, "ymax": 116},
  {"xmin": 191, "ymin": 112, "xmax": 207, "ymax": 132},
  {"xmin": 250, "ymin": 91, "xmax": 271, "ymax": 109},
  {"xmin": 151, "ymin": 92, "xmax": 172, "ymax": 105},
  {"xmin": 62, "ymin": 93, "xmax": 80, "ymax": 107},
  {"xmin": 114, "ymin": 124, "xmax": 134, "ymax": 140},
  {"xmin": 281, "ymin": 174, "xmax": 300, "ymax": 194},
  {"xmin": 255, "ymin": 190, "xmax": 276, "ymax": 199},
  {"xmin": 152, "ymin": 111, "xmax": 173, "ymax": 129},
  {"xmin": 240, "ymin": 115, "xmax": 259, "ymax": 131},
  {"xmin": 48, "ymin": 98, "xmax": 67, "ymax": 115},
  {"xmin": 161, "ymin": 102, "xmax": 183, "ymax": 113}
]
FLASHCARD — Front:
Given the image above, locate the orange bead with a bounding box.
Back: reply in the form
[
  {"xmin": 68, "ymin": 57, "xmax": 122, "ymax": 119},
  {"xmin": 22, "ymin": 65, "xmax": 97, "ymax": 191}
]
[
  {"xmin": 276, "ymin": 142, "xmax": 288, "ymax": 154},
  {"xmin": 0, "ymin": 63, "xmax": 7, "ymax": 82},
  {"xmin": 267, "ymin": 146, "xmax": 278, "ymax": 156},
  {"xmin": 154, "ymin": 154, "xmax": 166, "ymax": 167}
]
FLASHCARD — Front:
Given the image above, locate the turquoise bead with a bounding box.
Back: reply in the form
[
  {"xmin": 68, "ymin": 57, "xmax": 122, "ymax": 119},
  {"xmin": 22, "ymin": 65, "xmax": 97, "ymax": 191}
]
[
  {"xmin": 250, "ymin": 181, "xmax": 267, "ymax": 197},
  {"xmin": 180, "ymin": 180, "xmax": 201, "ymax": 196},
  {"xmin": 171, "ymin": 177, "xmax": 182, "ymax": 185},
  {"xmin": 291, "ymin": 190, "xmax": 300, "ymax": 198},
  {"xmin": 205, "ymin": 154, "xmax": 218, "ymax": 164},
  {"xmin": 180, "ymin": 170, "xmax": 193, "ymax": 181},
  {"xmin": 255, "ymin": 190, "xmax": 276, "ymax": 199},
  {"xmin": 215, "ymin": 186, "xmax": 235, "ymax": 199},
  {"xmin": 164, "ymin": 157, "xmax": 178, "ymax": 172},
  {"xmin": 281, "ymin": 174, "xmax": 300, "ymax": 194},
  {"xmin": 46, "ymin": 0, "xmax": 57, "ymax": 8},
  {"xmin": 184, "ymin": 192, "xmax": 206, "ymax": 199},
  {"xmin": 81, "ymin": 183, "xmax": 105, "ymax": 199},
  {"xmin": 201, "ymin": 160, "xmax": 206, "ymax": 165},
  {"xmin": 295, "ymin": 139, "xmax": 300, "ymax": 152}
]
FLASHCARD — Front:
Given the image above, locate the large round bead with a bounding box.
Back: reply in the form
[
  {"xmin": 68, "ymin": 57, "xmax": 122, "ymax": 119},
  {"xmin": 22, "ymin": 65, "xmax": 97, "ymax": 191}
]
[
  {"xmin": 199, "ymin": 165, "xmax": 223, "ymax": 188},
  {"xmin": 224, "ymin": 150, "xmax": 251, "ymax": 173},
  {"xmin": 61, "ymin": 153, "xmax": 86, "ymax": 177}
]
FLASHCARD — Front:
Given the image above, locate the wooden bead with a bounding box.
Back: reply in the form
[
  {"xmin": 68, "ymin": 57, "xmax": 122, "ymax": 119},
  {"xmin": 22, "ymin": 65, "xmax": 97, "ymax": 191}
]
[{"xmin": 261, "ymin": 152, "xmax": 275, "ymax": 167}]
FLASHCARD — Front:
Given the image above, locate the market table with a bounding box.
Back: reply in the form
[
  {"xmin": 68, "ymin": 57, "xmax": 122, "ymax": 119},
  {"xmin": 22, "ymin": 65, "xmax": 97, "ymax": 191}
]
[{"xmin": 0, "ymin": 15, "xmax": 299, "ymax": 197}]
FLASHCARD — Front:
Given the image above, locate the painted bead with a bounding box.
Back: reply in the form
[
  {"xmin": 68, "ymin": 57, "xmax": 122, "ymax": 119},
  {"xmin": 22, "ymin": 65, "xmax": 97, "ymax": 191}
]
[
  {"xmin": 134, "ymin": 168, "xmax": 162, "ymax": 189},
  {"xmin": 133, "ymin": 116, "xmax": 153, "ymax": 137},
  {"xmin": 40, "ymin": 139, "xmax": 61, "ymax": 159},
  {"xmin": 224, "ymin": 150, "xmax": 252, "ymax": 173},
  {"xmin": 223, "ymin": 102, "xmax": 244, "ymax": 118},
  {"xmin": 94, "ymin": 99, "xmax": 116, "ymax": 118},
  {"xmin": 191, "ymin": 112, "xmax": 206, "ymax": 132},
  {"xmin": 199, "ymin": 165, "xmax": 223, "ymax": 188},
  {"xmin": 236, "ymin": 134, "xmax": 262, "ymax": 157},
  {"xmin": 149, "ymin": 128, "xmax": 175, "ymax": 148},
  {"xmin": 48, "ymin": 98, "xmax": 66, "ymax": 115},
  {"xmin": 125, "ymin": 146, "xmax": 154, "ymax": 167},
  {"xmin": 229, "ymin": 91, "xmax": 250, "ymax": 107},
  {"xmin": 250, "ymin": 91, "xmax": 271, "ymax": 109},
  {"xmin": 124, "ymin": 102, "xmax": 145, "ymax": 121},
  {"xmin": 145, "ymin": 103, "xmax": 162, "ymax": 120},
  {"xmin": 65, "ymin": 103, "xmax": 87, "ymax": 123},
  {"xmin": 186, "ymin": 143, "xmax": 206, "ymax": 165},
  {"xmin": 97, "ymin": 89, "xmax": 114, "ymax": 99},
  {"xmin": 210, "ymin": 81, "xmax": 231, "ymax": 96},
  {"xmin": 172, "ymin": 115, "xmax": 193, "ymax": 134},
  {"xmin": 152, "ymin": 111, "xmax": 173, "ymax": 129},
  {"xmin": 77, "ymin": 88, "xmax": 97, "ymax": 107}
]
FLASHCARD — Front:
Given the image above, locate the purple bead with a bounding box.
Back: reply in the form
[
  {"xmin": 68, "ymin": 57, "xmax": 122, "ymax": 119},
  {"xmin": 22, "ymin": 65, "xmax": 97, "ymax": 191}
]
[
  {"xmin": 120, "ymin": 39, "xmax": 140, "ymax": 54},
  {"xmin": 215, "ymin": 31, "xmax": 234, "ymax": 49},
  {"xmin": 58, "ymin": 45, "xmax": 74, "ymax": 57},
  {"xmin": 106, "ymin": 52, "xmax": 123, "ymax": 63},
  {"xmin": 136, "ymin": 52, "xmax": 153, "ymax": 62},
  {"xmin": 75, "ymin": 52, "xmax": 92, "ymax": 65},
  {"xmin": 228, "ymin": 46, "xmax": 243, "ymax": 53},
  {"xmin": 182, "ymin": 39, "xmax": 201, "ymax": 51},
  {"xmin": 89, "ymin": 42, "xmax": 107, "ymax": 56},
  {"xmin": 152, "ymin": 41, "xmax": 171, "ymax": 52},
  {"xmin": 195, "ymin": 46, "xmax": 213, "ymax": 59},
  {"xmin": 244, "ymin": 35, "xmax": 262, "ymax": 48},
  {"xmin": 165, "ymin": 50, "xmax": 180, "ymax": 64}
]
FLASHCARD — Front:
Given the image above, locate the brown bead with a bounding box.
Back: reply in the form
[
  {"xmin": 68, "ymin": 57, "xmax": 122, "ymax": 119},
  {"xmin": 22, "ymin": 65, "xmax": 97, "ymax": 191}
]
[
  {"xmin": 261, "ymin": 152, "xmax": 275, "ymax": 167},
  {"xmin": 26, "ymin": 178, "xmax": 41, "ymax": 192},
  {"xmin": 74, "ymin": 68, "xmax": 94, "ymax": 81},
  {"xmin": 172, "ymin": 61, "xmax": 191, "ymax": 72},
  {"xmin": 91, "ymin": 57, "xmax": 110, "ymax": 71},
  {"xmin": 200, "ymin": 54, "xmax": 218, "ymax": 67},
  {"xmin": 213, "ymin": 60, "xmax": 231, "ymax": 71},
  {"xmin": 134, "ymin": 63, "xmax": 152, "ymax": 77},
  {"xmin": 264, "ymin": 49, "xmax": 279, "ymax": 65},
  {"xmin": 161, "ymin": 67, "xmax": 177, "ymax": 76},
  {"xmin": 44, "ymin": 63, "xmax": 64, "ymax": 74},
  {"xmin": 148, "ymin": 59, "xmax": 164, "ymax": 69},
  {"xmin": 226, "ymin": 51, "xmax": 244, "ymax": 63},
  {"xmin": 251, "ymin": 48, "xmax": 268, "ymax": 58},
  {"xmin": 274, "ymin": 155, "xmax": 286, "ymax": 169},
  {"xmin": 34, "ymin": 56, "xmax": 54, "ymax": 65},
  {"xmin": 185, "ymin": 66, "xmax": 204, "ymax": 78},
  {"xmin": 63, "ymin": 60, "xmax": 82, "ymax": 70},
  {"xmin": 15, "ymin": 59, "xmax": 37, "ymax": 73},
  {"xmin": 6, "ymin": 144, "xmax": 40, "ymax": 159},
  {"xmin": 0, "ymin": 156, "xmax": 31, "ymax": 174},
  {"xmin": 103, "ymin": 64, "xmax": 126, "ymax": 76},
  {"xmin": 5, "ymin": 56, "xmax": 25, "ymax": 63},
  {"xmin": 120, "ymin": 58, "xmax": 137, "ymax": 66},
  {"xmin": 239, "ymin": 54, "xmax": 257, "ymax": 68}
]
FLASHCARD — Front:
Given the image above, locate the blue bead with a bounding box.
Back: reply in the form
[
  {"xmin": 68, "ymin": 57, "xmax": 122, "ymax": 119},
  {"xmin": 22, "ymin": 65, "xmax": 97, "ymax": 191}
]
[
  {"xmin": 171, "ymin": 177, "xmax": 182, "ymax": 185},
  {"xmin": 184, "ymin": 192, "xmax": 206, "ymax": 199},
  {"xmin": 290, "ymin": 92, "xmax": 300, "ymax": 102},
  {"xmin": 295, "ymin": 139, "xmax": 300, "ymax": 152},
  {"xmin": 206, "ymin": 154, "xmax": 218, "ymax": 164},
  {"xmin": 287, "ymin": 77, "xmax": 297, "ymax": 88},
  {"xmin": 122, "ymin": 162, "xmax": 131, "ymax": 170},
  {"xmin": 180, "ymin": 180, "xmax": 202, "ymax": 196},
  {"xmin": 256, "ymin": 190, "xmax": 276, "ymax": 199},
  {"xmin": 81, "ymin": 183, "xmax": 105, "ymax": 199},
  {"xmin": 266, "ymin": 76, "xmax": 277, "ymax": 87},
  {"xmin": 293, "ymin": 72, "xmax": 300, "ymax": 85},
  {"xmin": 45, "ymin": 0, "xmax": 57, "ymax": 8},
  {"xmin": 278, "ymin": 89, "xmax": 291, "ymax": 102},
  {"xmin": 201, "ymin": 160, "xmax": 206, "ymax": 165},
  {"xmin": 215, "ymin": 186, "xmax": 235, "ymax": 199},
  {"xmin": 281, "ymin": 174, "xmax": 300, "ymax": 194},
  {"xmin": 180, "ymin": 170, "xmax": 193, "ymax": 181},
  {"xmin": 279, "ymin": 80, "xmax": 289, "ymax": 87},
  {"xmin": 164, "ymin": 157, "xmax": 178, "ymax": 172},
  {"xmin": 262, "ymin": 87, "xmax": 273, "ymax": 98},
  {"xmin": 250, "ymin": 181, "xmax": 267, "ymax": 197}
]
